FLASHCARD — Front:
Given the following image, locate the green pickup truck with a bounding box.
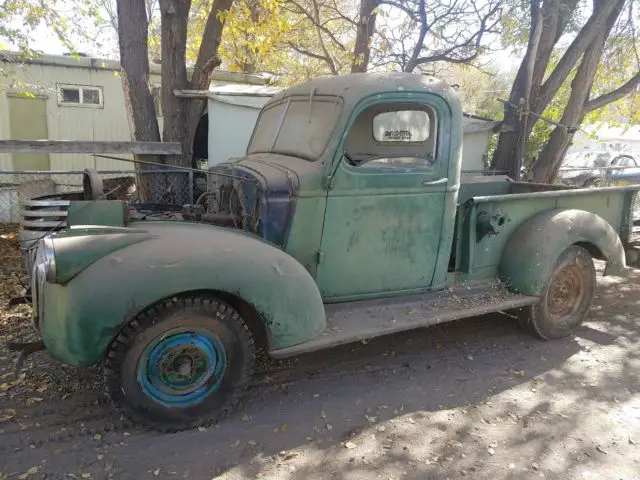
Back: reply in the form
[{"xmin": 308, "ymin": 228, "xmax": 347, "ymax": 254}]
[{"xmin": 21, "ymin": 72, "xmax": 640, "ymax": 431}]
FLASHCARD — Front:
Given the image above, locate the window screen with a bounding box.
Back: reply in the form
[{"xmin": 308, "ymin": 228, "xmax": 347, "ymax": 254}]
[
  {"xmin": 82, "ymin": 88, "xmax": 101, "ymax": 105},
  {"xmin": 61, "ymin": 87, "xmax": 80, "ymax": 104}
]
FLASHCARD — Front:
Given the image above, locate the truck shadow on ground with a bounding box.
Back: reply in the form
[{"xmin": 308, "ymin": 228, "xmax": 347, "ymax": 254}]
[
  {"xmin": 1, "ymin": 268, "xmax": 639, "ymax": 479},
  {"xmin": 90, "ymin": 269, "xmax": 640, "ymax": 479}
]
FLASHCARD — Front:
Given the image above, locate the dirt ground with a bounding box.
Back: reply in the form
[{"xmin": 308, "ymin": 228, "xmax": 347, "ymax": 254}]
[{"xmin": 1, "ymin": 225, "xmax": 639, "ymax": 480}]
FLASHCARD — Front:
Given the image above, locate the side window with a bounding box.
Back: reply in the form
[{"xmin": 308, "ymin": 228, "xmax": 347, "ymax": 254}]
[
  {"xmin": 57, "ymin": 84, "xmax": 103, "ymax": 108},
  {"xmin": 373, "ymin": 110, "xmax": 430, "ymax": 143},
  {"xmin": 344, "ymin": 104, "xmax": 437, "ymax": 169},
  {"xmin": 614, "ymin": 155, "xmax": 637, "ymax": 167}
]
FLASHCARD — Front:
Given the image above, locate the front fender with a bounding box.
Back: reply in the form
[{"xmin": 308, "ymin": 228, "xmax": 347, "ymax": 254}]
[
  {"xmin": 41, "ymin": 222, "xmax": 326, "ymax": 366},
  {"xmin": 499, "ymin": 209, "xmax": 626, "ymax": 296}
]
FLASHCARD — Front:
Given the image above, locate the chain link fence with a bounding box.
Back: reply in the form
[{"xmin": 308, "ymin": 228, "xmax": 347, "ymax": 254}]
[{"xmin": 0, "ymin": 169, "xmax": 207, "ymax": 223}]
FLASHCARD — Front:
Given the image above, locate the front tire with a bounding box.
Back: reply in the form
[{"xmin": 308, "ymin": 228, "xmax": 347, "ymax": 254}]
[
  {"xmin": 104, "ymin": 296, "xmax": 255, "ymax": 431},
  {"xmin": 518, "ymin": 245, "xmax": 595, "ymax": 340}
]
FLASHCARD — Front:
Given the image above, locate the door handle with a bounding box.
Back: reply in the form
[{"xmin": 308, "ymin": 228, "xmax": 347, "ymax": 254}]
[{"xmin": 423, "ymin": 178, "xmax": 448, "ymax": 186}]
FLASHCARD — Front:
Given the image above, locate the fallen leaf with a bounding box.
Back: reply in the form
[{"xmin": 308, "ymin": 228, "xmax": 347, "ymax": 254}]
[
  {"xmin": 629, "ymin": 438, "xmax": 636, "ymax": 445},
  {"xmin": 344, "ymin": 442, "xmax": 357, "ymax": 449},
  {"xmin": 81, "ymin": 474, "xmax": 91, "ymax": 479},
  {"xmin": 320, "ymin": 410, "xmax": 327, "ymax": 419},
  {"xmin": 153, "ymin": 469, "xmax": 160, "ymax": 476},
  {"xmin": 93, "ymin": 434, "xmax": 102, "ymax": 440},
  {"xmin": 365, "ymin": 415, "xmax": 377, "ymax": 424},
  {"xmin": 532, "ymin": 462, "xmax": 539, "ymax": 471},
  {"xmin": 230, "ymin": 440, "xmax": 240, "ymax": 449},
  {"xmin": 596, "ymin": 445, "xmax": 608, "ymax": 454},
  {"xmin": 487, "ymin": 448, "xmax": 495, "ymax": 455},
  {"xmin": 280, "ymin": 451, "xmax": 299, "ymax": 460},
  {"xmin": 197, "ymin": 426, "xmax": 207, "ymax": 432},
  {"xmin": 326, "ymin": 424, "xmax": 333, "ymax": 431},
  {"xmin": 25, "ymin": 397, "xmax": 43, "ymax": 406},
  {"xmin": 376, "ymin": 425, "xmax": 386, "ymax": 432},
  {"xmin": 17, "ymin": 466, "xmax": 39, "ymax": 479},
  {"xmin": 0, "ymin": 409, "xmax": 16, "ymax": 422},
  {"xmin": 248, "ymin": 440, "xmax": 258, "ymax": 447},
  {"xmin": 241, "ymin": 414, "xmax": 251, "ymax": 422}
]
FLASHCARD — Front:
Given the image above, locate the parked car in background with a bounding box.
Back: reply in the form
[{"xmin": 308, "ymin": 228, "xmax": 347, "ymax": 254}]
[{"xmin": 558, "ymin": 150, "xmax": 640, "ymax": 187}]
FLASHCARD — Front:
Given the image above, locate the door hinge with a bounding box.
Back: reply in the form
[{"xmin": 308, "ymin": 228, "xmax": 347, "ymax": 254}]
[{"xmin": 317, "ymin": 250, "xmax": 325, "ymax": 264}]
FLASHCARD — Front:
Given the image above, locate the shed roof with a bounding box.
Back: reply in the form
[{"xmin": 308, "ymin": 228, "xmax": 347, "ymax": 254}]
[{"xmin": 0, "ymin": 50, "xmax": 268, "ymax": 85}]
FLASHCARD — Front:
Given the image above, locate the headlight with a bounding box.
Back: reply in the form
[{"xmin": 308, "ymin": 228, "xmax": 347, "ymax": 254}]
[{"xmin": 41, "ymin": 236, "xmax": 56, "ymax": 283}]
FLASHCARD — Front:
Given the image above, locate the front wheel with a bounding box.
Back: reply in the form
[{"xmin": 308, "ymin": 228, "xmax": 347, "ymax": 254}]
[
  {"xmin": 518, "ymin": 245, "xmax": 596, "ymax": 340},
  {"xmin": 104, "ymin": 296, "xmax": 255, "ymax": 431}
]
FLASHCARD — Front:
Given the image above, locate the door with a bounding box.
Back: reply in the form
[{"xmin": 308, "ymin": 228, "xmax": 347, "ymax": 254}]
[
  {"xmin": 611, "ymin": 154, "xmax": 640, "ymax": 185},
  {"xmin": 9, "ymin": 95, "xmax": 49, "ymax": 170},
  {"xmin": 315, "ymin": 98, "xmax": 450, "ymax": 299}
]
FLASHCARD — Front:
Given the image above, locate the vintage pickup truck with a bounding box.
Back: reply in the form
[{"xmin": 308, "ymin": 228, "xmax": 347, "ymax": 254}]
[{"xmin": 20, "ymin": 72, "xmax": 640, "ymax": 431}]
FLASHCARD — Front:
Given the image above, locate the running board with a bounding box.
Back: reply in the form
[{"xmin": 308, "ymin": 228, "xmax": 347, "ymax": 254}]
[{"xmin": 270, "ymin": 282, "xmax": 539, "ymax": 359}]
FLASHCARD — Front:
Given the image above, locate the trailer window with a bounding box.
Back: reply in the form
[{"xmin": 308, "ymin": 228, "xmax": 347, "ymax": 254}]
[{"xmin": 57, "ymin": 84, "xmax": 103, "ymax": 108}]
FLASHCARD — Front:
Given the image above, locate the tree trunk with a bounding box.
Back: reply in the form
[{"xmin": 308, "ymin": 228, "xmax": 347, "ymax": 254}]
[
  {"xmin": 492, "ymin": 0, "xmax": 619, "ymax": 177},
  {"xmin": 157, "ymin": 0, "xmax": 233, "ymax": 204},
  {"xmin": 158, "ymin": 0, "xmax": 191, "ymax": 203},
  {"xmin": 532, "ymin": 0, "xmax": 625, "ymax": 183},
  {"xmin": 116, "ymin": 0, "xmax": 161, "ymax": 202},
  {"xmin": 492, "ymin": 0, "xmax": 546, "ymax": 178},
  {"xmin": 351, "ymin": 0, "xmax": 379, "ymax": 73}
]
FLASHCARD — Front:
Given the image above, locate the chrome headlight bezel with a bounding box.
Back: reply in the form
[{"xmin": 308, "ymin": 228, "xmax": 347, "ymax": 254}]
[{"xmin": 41, "ymin": 236, "xmax": 56, "ymax": 284}]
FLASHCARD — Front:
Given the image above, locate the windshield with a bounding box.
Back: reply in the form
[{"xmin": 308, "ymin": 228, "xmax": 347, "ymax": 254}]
[
  {"xmin": 562, "ymin": 152, "xmax": 611, "ymax": 169},
  {"xmin": 247, "ymin": 95, "xmax": 343, "ymax": 161}
]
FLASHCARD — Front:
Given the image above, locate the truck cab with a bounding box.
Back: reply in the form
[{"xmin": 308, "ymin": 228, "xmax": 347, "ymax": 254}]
[
  {"xmin": 23, "ymin": 72, "xmax": 640, "ymax": 432},
  {"xmin": 222, "ymin": 73, "xmax": 462, "ymax": 299}
]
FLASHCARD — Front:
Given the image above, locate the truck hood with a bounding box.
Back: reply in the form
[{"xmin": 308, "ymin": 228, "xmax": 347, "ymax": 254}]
[
  {"xmin": 227, "ymin": 152, "xmax": 322, "ymax": 192},
  {"xmin": 210, "ymin": 153, "xmax": 322, "ymax": 247}
]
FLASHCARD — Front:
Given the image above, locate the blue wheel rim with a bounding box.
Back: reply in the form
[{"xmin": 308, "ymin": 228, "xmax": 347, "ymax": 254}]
[{"xmin": 136, "ymin": 328, "xmax": 228, "ymax": 409}]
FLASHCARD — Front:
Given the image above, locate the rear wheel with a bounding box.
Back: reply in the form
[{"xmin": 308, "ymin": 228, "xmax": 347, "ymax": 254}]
[
  {"xmin": 104, "ymin": 296, "xmax": 255, "ymax": 431},
  {"xmin": 518, "ymin": 245, "xmax": 595, "ymax": 340}
]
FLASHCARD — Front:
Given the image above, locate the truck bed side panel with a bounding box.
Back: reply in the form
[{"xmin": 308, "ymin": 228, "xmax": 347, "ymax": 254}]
[{"xmin": 453, "ymin": 186, "xmax": 639, "ymax": 281}]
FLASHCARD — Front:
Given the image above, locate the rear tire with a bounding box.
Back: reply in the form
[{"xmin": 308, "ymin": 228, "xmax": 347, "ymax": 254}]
[
  {"xmin": 104, "ymin": 296, "xmax": 255, "ymax": 432},
  {"xmin": 518, "ymin": 245, "xmax": 595, "ymax": 340}
]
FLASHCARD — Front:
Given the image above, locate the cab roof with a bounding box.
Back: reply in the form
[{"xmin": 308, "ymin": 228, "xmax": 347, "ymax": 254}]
[{"xmin": 268, "ymin": 72, "xmax": 462, "ymax": 112}]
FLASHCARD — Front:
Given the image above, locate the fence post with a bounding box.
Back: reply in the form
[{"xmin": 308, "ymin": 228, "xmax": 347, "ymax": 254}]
[{"xmin": 188, "ymin": 170, "xmax": 194, "ymax": 204}]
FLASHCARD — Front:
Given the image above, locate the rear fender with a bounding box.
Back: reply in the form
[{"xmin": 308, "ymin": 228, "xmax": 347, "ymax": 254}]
[
  {"xmin": 42, "ymin": 222, "xmax": 326, "ymax": 366},
  {"xmin": 499, "ymin": 209, "xmax": 626, "ymax": 296}
]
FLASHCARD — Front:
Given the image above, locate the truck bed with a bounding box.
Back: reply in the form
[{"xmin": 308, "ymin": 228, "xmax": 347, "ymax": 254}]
[{"xmin": 451, "ymin": 175, "xmax": 640, "ymax": 281}]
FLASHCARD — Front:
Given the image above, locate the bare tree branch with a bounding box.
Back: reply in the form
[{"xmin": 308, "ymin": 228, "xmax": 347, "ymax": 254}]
[
  {"xmin": 584, "ymin": 71, "xmax": 640, "ymax": 112},
  {"xmin": 534, "ymin": 0, "xmax": 624, "ymax": 115}
]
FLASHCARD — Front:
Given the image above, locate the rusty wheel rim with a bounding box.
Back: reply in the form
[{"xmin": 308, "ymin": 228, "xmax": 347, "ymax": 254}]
[{"xmin": 546, "ymin": 264, "xmax": 585, "ymax": 321}]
